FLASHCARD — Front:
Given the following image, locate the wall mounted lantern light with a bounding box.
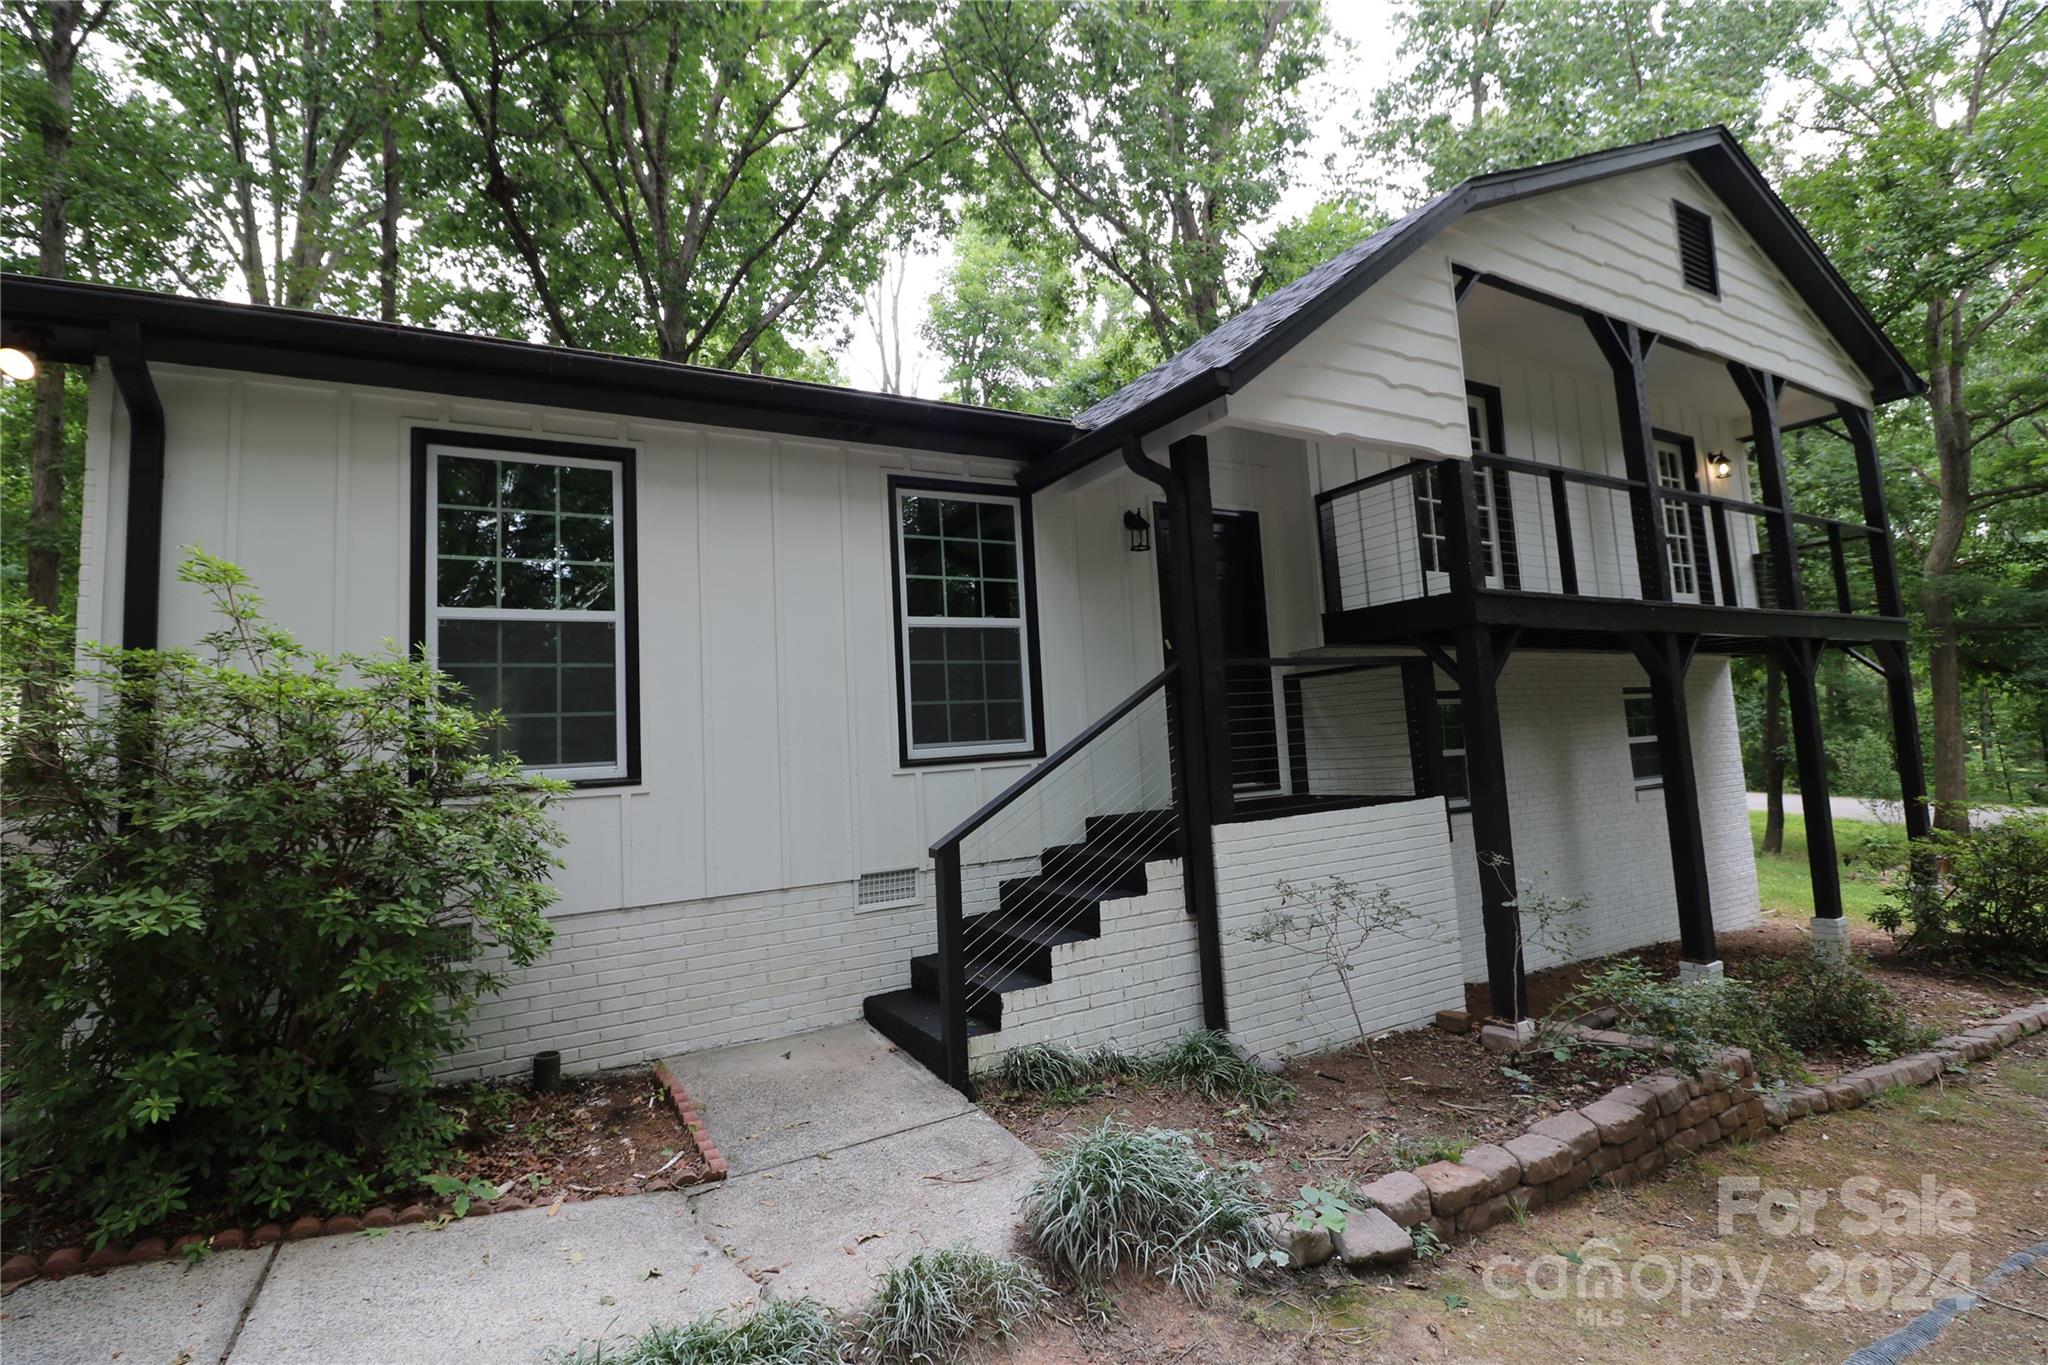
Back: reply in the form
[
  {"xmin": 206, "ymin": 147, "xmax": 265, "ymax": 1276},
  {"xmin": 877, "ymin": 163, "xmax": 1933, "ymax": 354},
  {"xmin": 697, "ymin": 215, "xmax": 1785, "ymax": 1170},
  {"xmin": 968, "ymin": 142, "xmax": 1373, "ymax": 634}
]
[
  {"xmin": 0, "ymin": 346, "xmax": 36, "ymax": 382},
  {"xmin": 1123, "ymin": 509, "xmax": 1152, "ymax": 552},
  {"xmin": 1708, "ymin": 450, "xmax": 1734, "ymax": 481}
]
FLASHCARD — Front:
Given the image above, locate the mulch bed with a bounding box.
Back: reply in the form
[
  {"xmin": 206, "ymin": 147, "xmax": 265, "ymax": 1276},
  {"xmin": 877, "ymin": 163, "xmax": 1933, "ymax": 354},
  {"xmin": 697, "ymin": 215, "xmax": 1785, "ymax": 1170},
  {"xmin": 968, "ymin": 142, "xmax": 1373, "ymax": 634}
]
[
  {"xmin": 1477, "ymin": 916, "xmax": 2043, "ymax": 1036},
  {"xmin": 0, "ymin": 1064, "xmax": 706, "ymax": 1261},
  {"xmin": 986, "ymin": 1025, "xmax": 1664, "ymax": 1193},
  {"xmin": 988, "ymin": 918, "xmax": 2044, "ymax": 1200}
]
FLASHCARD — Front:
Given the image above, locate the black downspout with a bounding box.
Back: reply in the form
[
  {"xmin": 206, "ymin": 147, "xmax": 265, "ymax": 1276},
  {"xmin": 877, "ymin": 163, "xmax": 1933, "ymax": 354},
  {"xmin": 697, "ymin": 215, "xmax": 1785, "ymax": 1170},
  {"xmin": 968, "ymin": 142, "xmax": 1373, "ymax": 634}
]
[
  {"xmin": 1122, "ymin": 438, "xmax": 1228, "ymax": 1033},
  {"xmin": 108, "ymin": 321, "xmax": 165, "ymax": 651}
]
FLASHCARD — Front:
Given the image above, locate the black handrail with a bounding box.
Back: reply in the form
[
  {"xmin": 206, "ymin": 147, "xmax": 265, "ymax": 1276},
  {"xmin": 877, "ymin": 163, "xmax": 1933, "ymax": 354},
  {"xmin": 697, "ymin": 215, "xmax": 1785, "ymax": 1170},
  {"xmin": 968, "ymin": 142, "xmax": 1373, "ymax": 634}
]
[
  {"xmin": 926, "ymin": 663, "xmax": 1179, "ymax": 1093},
  {"xmin": 928, "ymin": 663, "xmax": 1179, "ymax": 854},
  {"xmin": 1313, "ymin": 458, "xmax": 1436, "ymax": 508}
]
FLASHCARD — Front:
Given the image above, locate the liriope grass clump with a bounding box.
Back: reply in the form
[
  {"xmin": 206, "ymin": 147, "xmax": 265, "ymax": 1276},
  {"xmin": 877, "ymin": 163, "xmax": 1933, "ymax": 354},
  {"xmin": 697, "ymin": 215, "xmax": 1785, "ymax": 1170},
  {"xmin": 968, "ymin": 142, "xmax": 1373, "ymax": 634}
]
[
  {"xmin": 1139, "ymin": 1030, "xmax": 1296, "ymax": 1113},
  {"xmin": 859, "ymin": 1244, "xmax": 1050, "ymax": 1363},
  {"xmin": 992, "ymin": 1040, "xmax": 1129, "ymax": 1095},
  {"xmin": 988, "ymin": 1031, "xmax": 1292, "ymax": 1113},
  {"xmin": 547, "ymin": 1298, "xmax": 837, "ymax": 1365},
  {"xmin": 1024, "ymin": 1119, "xmax": 1270, "ymax": 1299}
]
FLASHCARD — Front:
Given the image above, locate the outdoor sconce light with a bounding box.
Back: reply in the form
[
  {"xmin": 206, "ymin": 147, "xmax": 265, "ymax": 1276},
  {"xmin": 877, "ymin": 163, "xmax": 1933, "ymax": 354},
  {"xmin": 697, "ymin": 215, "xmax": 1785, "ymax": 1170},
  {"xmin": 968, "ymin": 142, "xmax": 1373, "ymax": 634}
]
[
  {"xmin": 1708, "ymin": 450, "xmax": 1733, "ymax": 481},
  {"xmin": 0, "ymin": 346, "xmax": 36, "ymax": 382},
  {"xmin": 1123, "ymin": 509, "xmax": 1152, "ymax": 552}
]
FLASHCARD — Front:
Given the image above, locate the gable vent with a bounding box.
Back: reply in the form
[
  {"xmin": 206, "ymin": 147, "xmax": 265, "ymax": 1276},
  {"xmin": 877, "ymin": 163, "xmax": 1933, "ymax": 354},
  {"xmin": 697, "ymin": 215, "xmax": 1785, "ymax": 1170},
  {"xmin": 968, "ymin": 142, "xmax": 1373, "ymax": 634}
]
[
  {"xmin": 857, "ymin": 867, "xmax": 919, "ymax": 909},
  {"xmin": 1674, "ymin": 202, "xmax": 1719, "ymax": 296}
]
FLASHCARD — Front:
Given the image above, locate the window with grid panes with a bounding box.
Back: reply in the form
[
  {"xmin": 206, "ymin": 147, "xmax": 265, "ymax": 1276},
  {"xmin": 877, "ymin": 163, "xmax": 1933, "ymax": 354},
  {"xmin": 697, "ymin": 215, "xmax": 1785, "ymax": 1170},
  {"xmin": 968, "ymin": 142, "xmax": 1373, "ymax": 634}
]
[
  {"xmin": 1437, "ymin": 692, "xmax": 1469, "ymax": 808},
  {"xmin": 894, "ymin": 485, "xmax": 1034, "ymax": 760},
  {"xmin": 430, "ymin": 445, "xmax": 628, "ymax": 779},
  {"xmin": 1624, "ymin": 688, "xmax": 1663, "ymax": 787}
]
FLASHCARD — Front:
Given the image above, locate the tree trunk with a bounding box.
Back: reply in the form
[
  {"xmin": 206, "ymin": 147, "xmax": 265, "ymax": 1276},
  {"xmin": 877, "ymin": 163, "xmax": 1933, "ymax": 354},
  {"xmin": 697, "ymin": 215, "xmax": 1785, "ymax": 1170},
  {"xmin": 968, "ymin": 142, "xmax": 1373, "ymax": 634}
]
[
  {"xmin": 26, "ymin": 2, "xmax": 84, "ymax": 614},
  {"xmin": 1762, "ymin": 657, "xmax": 1786, "ymax": 853},
  {"xmin": 379, "ymin": 114, "xmax": 400, "ymax": 322},
  {"xmin": 1920, "ymin": 291, "xmax": 1975, "ymax": 835}
]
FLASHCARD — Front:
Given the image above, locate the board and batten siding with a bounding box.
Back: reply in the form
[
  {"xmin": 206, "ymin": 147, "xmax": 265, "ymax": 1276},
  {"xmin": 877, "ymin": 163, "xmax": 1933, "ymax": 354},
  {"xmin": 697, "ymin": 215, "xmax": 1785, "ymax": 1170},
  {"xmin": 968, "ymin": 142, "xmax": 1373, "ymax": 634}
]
[
  {"xmin": 77, "ymin": 362, "xmax": 1090, "ymax": 917},
  {"xmin": 74, "ymin": 366, "xmax": 1326, "ymax": 921},
  {"xmin": 1441, "ymin": 160, "xmax": 1872, "ymax": 408}
]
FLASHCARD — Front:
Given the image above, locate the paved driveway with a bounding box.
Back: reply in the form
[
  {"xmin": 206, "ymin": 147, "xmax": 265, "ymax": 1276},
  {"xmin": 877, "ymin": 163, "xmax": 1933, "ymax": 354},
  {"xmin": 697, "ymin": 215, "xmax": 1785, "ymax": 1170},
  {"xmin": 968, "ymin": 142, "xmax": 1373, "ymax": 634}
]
[
  {"xmin": 1745, "ymin": 791, "xmax": 2041, "ymax": 826},
  {"xmin": 0, "ymin": 1025, "xmax": 1041, "ymax": 1364}
]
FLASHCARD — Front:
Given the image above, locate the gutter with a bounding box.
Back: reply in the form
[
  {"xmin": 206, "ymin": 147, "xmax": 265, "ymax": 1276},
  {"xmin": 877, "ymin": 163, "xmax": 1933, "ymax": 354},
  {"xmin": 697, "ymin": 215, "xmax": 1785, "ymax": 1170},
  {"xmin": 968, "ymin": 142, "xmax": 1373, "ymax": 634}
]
[{"xmin": 107, "ymin": 321, "xmax": 164, "ymax": 652}]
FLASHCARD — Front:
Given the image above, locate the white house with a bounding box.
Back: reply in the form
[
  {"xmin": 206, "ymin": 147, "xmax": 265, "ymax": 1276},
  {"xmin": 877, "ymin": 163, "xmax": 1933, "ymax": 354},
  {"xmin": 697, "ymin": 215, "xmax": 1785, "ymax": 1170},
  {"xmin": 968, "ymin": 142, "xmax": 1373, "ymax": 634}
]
[{"xmin": 2, "ymin": 128, "xmax": 1928, "ymax": 1091}]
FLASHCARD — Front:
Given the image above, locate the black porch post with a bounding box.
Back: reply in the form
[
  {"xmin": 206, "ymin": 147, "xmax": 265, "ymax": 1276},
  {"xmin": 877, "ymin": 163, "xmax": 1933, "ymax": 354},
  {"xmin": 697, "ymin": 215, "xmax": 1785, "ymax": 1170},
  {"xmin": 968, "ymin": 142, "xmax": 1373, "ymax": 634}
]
[
  {"xmin": 1584, "ymin": 313, "xmax": 1669, "ymax": 602},
  {"xmin": 1839, "ymin": 404, "xmax": 1932, "ymax": 845},
  {"xmin": 1775, "ymin": 637, "xmax": 1847, "ymax": 949},
  {"xmin": 1731, "ymin": 364, "xmax": 1801, "ymax": 610},
  {"xmin": 1876, "ymin": 638, "xmax": 1933, "ymax": 844},
  {"xmin": 1454, "ymin": 624, "xmax": 1527, "ymax": 1020},
  {"xmin": 1159, "ymin": 435, "xmax": 1229, "ymax": 1031},
  {"xmin": 1624, "ymin": 632, "xmax": 1719, "ymax": 972}
]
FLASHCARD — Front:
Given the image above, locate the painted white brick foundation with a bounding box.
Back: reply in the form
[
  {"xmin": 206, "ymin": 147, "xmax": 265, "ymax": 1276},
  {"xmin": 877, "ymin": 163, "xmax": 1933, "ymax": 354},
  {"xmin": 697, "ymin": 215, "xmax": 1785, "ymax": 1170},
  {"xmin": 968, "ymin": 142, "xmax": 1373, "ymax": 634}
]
[
  {"xmin": 1445, "ymin": 653, "xmax": 1760, "ymax": 979},
  {"xmin": 966, "ymin": 861, "xmax": 1205, "ymax": 1070},
  {"xmin": 443, "ymin": 876, "xmax": 941, "ymax": 1081},
  {"xmin": 1216, "ymin": 800, "xmax": 1467, "ymax": 1059},
  {"xmin": 443, "ymin": 652, "xmax": 1759, "ymax": 1082}
]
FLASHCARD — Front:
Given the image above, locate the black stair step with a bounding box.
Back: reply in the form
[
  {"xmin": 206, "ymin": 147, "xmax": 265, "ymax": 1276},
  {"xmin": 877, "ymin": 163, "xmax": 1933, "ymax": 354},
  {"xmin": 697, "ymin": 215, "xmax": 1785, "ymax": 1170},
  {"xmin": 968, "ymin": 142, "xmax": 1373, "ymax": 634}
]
[
  {"xmin": 958, "ymin": 914, "xmax": 1096, "ymax": 978},
  {"xmin": 996, "ymin": 873, "xmax": 1126, "ymax": 921},
  {"xmin": 1037, "ymin": 843, "xmax": 1152, "ymax": 894},
  {"xmin": 1082, "ymin": 809, "xmax": 1179, "ymax": 862},
  {"xmin": 909, "ymin": 953, "xmax": 1051, "ymax": 1024},
  {"xmin": 863, "ymin": 987, "xmax": 993, "ymax": 1076}
]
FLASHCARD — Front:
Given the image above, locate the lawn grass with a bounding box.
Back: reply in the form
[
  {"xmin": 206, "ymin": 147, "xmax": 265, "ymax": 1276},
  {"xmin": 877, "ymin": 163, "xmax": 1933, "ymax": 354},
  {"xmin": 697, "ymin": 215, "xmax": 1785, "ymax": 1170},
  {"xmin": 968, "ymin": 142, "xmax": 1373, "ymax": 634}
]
[{"xmin": 1750, "ymin": 809, "xmax": 1904, "ymax": 922}]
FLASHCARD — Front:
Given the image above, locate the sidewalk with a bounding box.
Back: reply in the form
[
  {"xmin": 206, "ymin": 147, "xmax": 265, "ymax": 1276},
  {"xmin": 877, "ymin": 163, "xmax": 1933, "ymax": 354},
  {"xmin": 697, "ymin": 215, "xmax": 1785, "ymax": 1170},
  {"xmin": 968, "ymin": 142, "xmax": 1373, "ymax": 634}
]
[{"xmin": 0, "ymin": 1025, "xmax": 1041, "ymax": 1364}]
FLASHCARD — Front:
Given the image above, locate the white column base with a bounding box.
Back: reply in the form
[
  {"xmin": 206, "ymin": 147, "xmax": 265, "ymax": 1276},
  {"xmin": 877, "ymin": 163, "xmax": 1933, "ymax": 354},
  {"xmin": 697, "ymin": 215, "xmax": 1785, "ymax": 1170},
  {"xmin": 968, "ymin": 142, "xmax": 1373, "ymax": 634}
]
[
  {"xmin": 1811, "ymin": 916, "xmax": 1851, "ymax": 963},
  {"xmin": 1480, "ymin": 1018, "xmax": 1539, "ymax": 1055},
  {"xmin": 1677, "ymin": 958, "xmax": 1725, "ymax": 985}
]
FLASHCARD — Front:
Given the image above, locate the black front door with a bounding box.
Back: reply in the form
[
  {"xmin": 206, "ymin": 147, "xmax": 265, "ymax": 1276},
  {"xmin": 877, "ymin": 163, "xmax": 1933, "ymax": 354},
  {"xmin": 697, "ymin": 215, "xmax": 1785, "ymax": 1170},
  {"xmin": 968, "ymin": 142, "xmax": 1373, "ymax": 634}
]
[{"xmin": 1156, "ymin": 505, "xmax": 1278, "ymax": 792}]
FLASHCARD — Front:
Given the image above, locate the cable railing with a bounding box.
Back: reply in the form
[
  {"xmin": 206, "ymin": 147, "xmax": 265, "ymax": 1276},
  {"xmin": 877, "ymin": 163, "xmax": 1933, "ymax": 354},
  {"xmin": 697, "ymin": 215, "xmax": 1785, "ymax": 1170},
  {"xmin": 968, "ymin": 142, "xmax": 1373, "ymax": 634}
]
[
  {"xmin": 927, "ymin": 665, "xmax": 1180, "ymax": 1091},
  {"xmin": 1317, "ymin": 451, "xmax": 1896, "ymax": 620},
  {"xmin": 1217, "ymin": 656, "xmax": 1444, "ymax": 813}
]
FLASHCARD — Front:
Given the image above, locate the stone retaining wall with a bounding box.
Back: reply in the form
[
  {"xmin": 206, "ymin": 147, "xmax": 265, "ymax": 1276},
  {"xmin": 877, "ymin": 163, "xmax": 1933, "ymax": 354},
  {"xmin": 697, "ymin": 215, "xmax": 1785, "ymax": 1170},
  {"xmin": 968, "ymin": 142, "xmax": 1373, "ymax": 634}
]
[{"xmin": 1278, "ymin": 999, "xmax": 2048, "ymax": 1272}]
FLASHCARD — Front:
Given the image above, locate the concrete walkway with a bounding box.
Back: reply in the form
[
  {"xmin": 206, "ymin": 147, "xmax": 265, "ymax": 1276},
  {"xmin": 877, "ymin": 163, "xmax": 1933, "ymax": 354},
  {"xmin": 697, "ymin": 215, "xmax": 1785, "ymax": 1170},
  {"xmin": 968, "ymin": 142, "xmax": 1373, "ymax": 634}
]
[
  {"xmin": 0, "ymin": 1025, "xmax": 1041, "ymax": 1364},
  {"xmin": 1745, "ymin": 791, "xmax": 2042, "ymax": 826}
]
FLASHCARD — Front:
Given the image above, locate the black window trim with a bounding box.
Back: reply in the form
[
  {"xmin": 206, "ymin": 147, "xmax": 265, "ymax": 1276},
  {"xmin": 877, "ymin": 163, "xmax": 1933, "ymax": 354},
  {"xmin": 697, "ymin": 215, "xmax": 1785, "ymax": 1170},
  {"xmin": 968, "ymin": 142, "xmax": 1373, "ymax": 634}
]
[
  {"xmin": 887, "ymin": 473, "xmax": 1048, "ymax": 770},
  {"xmin": 408, "ymin": 426, "xmax": 643, "ymax": 789},
  {"xmin": 1623, "ymin": 685, "xmax": 1663, "ymax": 790},
  {"xmin": 1463, "ymin": 380, "xmax": 1521, "ymax": 590},
  {"xmin": 1672, "ymin": 199, "xmax": 1721, "ymax": 298},
  {"xmin": 1436, "ymin": 688, "xmax": 1471, "ymax": 813}
]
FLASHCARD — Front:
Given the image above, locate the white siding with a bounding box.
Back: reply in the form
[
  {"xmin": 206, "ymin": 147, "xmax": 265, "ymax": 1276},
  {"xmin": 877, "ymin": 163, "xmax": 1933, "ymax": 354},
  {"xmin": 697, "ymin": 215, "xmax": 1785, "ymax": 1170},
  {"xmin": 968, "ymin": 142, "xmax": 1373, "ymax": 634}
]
[
  {"xmin": 1446, "ymin": 653, "xmax": 1761, "ymax": 978},
  {"xmin": 1443, "ymin": 161, "xmax": 1872, "ymax": 407},
  {"xmin": 1225, "ymin": 249, "xmax": 1471, "ymax": 459},
  {"xmin": 80, "ymin": 365, "xmax": 1071, "ymax": 911}
]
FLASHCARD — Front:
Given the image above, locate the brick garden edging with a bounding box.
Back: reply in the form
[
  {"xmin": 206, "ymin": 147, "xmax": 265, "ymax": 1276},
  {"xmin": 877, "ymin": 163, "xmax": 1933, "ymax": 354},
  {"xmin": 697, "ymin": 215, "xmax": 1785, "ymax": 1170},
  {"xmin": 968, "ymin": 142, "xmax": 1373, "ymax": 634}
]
[
  {"xmin": 0, "ymin": 1062, "xmax": 729, "ymax": 1288},
  {"xmin": 1272, "ymin": 999, "xmax": 2048, "ymax": 1273},
  {"xmin": 651, "ymin": 1059, "xmax": 729, "ymax": 1187}
]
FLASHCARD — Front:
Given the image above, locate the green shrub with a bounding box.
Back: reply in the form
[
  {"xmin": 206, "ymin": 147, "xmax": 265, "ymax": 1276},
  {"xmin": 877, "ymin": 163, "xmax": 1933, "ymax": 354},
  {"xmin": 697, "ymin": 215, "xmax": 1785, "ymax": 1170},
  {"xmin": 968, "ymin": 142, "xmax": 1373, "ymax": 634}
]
[
  {"xmin": 1023, "ymin": 1119, "xmax": 1269, "ymax": 1298},
  {"xmin": 990, "ymin": 1041, "xmax": 1117, "ymax": 1095},
  {"xmin": 1549, "ymin": 958, "xmax": 1798, "ymax": 1083},
  {"xmin": 859, "ymin": 1245, "xmax": 1049, "ymax": 1363},
  {"xmin": 1138, "ymin": 1030, "xmax": 1296, "ymax": 1112},
  {"xmin": 0, "ymin": 555, "xmax": 562, "ymax": 1243},
  {"xmin": 1738, "ymin": 954, "xmax": 1935, "ymax": 1057},
  {"xmin": 549, "ymin": 1299, "xmax": 838, "ymax": 1365},
  {"xmin": 1871, "ymin": 817, "xmax": 2048, "ymax": 975}
]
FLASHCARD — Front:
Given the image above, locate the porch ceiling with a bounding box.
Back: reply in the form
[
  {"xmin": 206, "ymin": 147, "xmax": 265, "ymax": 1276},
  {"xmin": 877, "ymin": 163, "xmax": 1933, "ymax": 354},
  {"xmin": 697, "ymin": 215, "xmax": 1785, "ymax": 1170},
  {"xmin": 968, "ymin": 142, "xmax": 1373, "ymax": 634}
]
[{"xmin": 1459, "ymin": 282, "xmax": 1842, "ymax": 429}]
